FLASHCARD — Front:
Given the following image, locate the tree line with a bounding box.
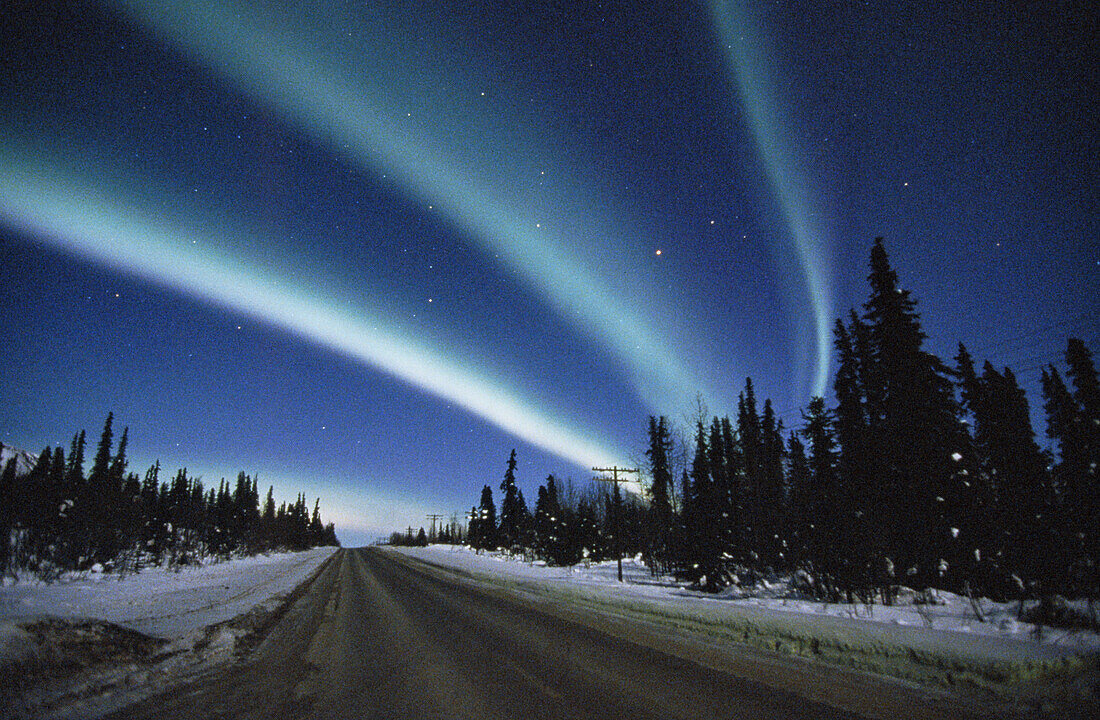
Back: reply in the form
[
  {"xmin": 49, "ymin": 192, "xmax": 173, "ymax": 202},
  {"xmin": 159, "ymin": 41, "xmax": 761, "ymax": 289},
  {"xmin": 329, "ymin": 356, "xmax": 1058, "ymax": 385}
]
[
  {"xmin": 388, "ymin": 520, "xmax": 465, "ymax": 547},
  {"xmin": 457, "ymin": 239, "xmax": 1098, "ymax": 616},
  {"xmin": 464, "ymin": 449, "xmax": 647, "ymax": 567},
  {"xmin": 0, "ymin": 413, "xmax": 339, "ymax": 580}
]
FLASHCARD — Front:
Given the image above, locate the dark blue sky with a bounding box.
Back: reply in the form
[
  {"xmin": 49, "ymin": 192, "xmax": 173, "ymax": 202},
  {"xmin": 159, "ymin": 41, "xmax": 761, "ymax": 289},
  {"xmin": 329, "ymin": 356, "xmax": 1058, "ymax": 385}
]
[{"xmin": 2, "ymin": 1, "xmax": 1096, "ymax": 545}]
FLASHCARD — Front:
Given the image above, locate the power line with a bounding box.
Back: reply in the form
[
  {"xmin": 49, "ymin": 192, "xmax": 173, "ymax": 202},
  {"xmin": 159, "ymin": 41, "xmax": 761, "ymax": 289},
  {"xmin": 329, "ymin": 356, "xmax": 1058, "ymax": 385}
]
[
  {"xmin": 425, "ymin": 513, "xmax": 444, "ymax": 541},
  {"xmin": 966, "ymin": 316, "xmax": 1097, "ymax": 357},
  {"xmin": 592, "ymin": 466, "xmax": 639, "ymax": 582}
]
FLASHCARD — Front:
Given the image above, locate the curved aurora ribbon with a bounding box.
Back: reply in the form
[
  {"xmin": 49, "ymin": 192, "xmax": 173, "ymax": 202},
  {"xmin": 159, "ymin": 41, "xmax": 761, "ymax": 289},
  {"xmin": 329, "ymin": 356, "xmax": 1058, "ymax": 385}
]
[
  {"xmin": 708, "ymin": 1, "xmax": 833, "ymax": 398},
  {"xmin": 111, "ymin": 0, "xmax": 734, "ymax": 415},
  {"xmin": 0, "ymin": 145, "xmax": 631, "ymax": 470}
]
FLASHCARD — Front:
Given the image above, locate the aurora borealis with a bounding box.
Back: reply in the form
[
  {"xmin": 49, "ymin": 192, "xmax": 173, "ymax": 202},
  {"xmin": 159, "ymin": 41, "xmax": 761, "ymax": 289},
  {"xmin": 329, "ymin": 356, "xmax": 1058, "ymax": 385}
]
[{"xmin": 2, "ymin": 1, "xmax": 1096, "ymax": 544}]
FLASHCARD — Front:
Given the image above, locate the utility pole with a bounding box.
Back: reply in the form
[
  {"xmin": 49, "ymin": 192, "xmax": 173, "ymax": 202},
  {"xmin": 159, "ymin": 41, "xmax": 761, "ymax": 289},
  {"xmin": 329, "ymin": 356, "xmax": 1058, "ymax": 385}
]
[
  {"xmin": 426, "ymin": 514, "xmax": 444, "ymax": 543},
  {"xmin": 449, "ymin": 512, "xmax": 461, "ymax": 544},
  {"xmin": 592, "ymin": 466, "xmax": 639, "ymax": 582}
]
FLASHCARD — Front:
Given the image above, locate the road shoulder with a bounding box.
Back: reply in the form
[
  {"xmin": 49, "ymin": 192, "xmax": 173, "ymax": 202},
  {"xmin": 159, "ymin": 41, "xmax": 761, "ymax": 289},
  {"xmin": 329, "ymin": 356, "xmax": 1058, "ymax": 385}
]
[{"xmin": 385, "ymin": 546, "xmax": 1100, "ymax": 720}]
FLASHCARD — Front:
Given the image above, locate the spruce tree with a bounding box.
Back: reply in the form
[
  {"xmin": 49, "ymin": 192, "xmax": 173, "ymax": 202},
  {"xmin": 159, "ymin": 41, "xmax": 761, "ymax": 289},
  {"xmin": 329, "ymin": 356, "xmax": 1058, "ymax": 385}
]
[
  {"xmin": 681, "ymin": 423, "xmax": 726, "ymax": 590},
  {"xmin": 800, "ymin": 396, "xmax": 842, "ymax": 597},
  {"xmin": 1062, "ymin": 340, "xmax": 1100, "ymax": 514},
  {"xmin": 140, "ymin": 461, "xmax": 161, "ymax": 559},
  {"xmin": 860, "ymin": 238, "xmax": 969, "ymax": 594},
  {"xmin": 975, "ymin": 362, "xmax": 1052, "ymax": 592},
  {"xmin": 261, "ymin": 486, "xmax": 276, "ymax": 550},
  {"xmin": 738, "ymin": 380, "xmax": 763, "ymax": 490},
  {"xmin": 79, "ymin": 413, "xmax": 115, "ymax": 567},
  {"xmin": 645, "ymin": 417, "xmax": 674, "ymax": 573},
  {"xmin": 950, "ymin": 344, "xmax": 990, "ymax": 582},
  {"xmin": 65, "ymin": 430, "xmax": 86, "ymax": 490},
  {"xmin": 310, "ymin": 499, "xmax": 324, "ymax": 545},
  {"xmin": 546, "ymin": 476, "xmax": 570, "ymax": 563},
  {"xmin": 466, "ymin": 505, "xmax": 481, "ymax": 549},
  {"xmin": 954, "ymin": 343, "xmax": 982, "ymax": 416},
  {"xmin": 59, "ymin": 430, "xmax": 85, "ymax": 570},
  {"xmin": 759, "ymin": 400, "xmax": 787, "ymax": 568},
  {"xmin": 573, "ymin": 496, "xmax": 600, "ymax": 562},
  {"xmin": 533, "ymin": 475, "xmax": 567, "ymax": 563},
  {"xmin": 497, "ymin": 450, "xmax": 523, "ymax": 550},
  {"xmin": 737, "ymin": 381, "xmax": 768, "ymax": 573},
  {"xmin": 705, "ymin": 417, "xmax": 735, "ymax": 566},
  {"xmin": 784, "ymin": 433, "xmax": 812, "ymax": 571},
  {"xmin": 1045, "ymin": 339, "xmax": 1100, "ymax": 598},
  {"xmin": 87, "ymin": 413, "xmax": 114, "ymax": 486},
  {"xmin": 533, "ymin": 484, "xmax": 551, "ymax": 557},
  {"xmin": 474, "ymin": 485, "xmax": 497, "ymax": 551},
  {"xmin": 832, "ymin": 317, "xmax": 873, "ymax": 599}
]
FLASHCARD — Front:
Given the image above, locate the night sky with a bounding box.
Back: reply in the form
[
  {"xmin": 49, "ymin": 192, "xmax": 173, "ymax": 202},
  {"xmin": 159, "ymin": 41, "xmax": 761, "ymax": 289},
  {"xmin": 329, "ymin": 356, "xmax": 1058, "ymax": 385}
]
[{"xmin": 2, "ymin": 1, "xmax": 1096, "ymax": 546}]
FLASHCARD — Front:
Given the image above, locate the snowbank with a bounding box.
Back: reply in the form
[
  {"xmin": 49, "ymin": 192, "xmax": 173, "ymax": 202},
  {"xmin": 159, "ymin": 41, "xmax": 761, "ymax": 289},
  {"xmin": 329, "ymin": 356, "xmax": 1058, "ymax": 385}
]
[{"xmin": 0, "ymin": 547, "xmax": 337, "ymax": 639}]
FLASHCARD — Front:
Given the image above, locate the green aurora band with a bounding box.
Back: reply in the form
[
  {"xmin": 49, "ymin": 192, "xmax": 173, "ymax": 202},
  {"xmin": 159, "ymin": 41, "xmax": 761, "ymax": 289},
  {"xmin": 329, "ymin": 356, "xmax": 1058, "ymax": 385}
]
[
  {"xmin": 0, "ymin": 143, "xmax": 632, "ymax": 471},
  {"xmin": 112, "ymin": 0, "xmax": 738, "ymax": 415},
  {"xmin": 708, "ymin": 0, "xmax": 833, "ymax": 398}
]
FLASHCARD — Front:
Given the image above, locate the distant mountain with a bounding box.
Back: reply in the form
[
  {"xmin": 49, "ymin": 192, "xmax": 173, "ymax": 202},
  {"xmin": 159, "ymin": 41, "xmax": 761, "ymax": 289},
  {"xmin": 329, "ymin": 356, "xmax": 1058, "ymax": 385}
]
[{"xmin": 0, "ymin": 442, "xmax": 37, "ymax": 476}]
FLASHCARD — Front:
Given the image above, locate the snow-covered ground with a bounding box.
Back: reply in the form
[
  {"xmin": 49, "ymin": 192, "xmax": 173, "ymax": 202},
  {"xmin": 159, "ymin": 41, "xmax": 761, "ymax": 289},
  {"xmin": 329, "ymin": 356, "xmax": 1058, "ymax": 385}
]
[
  {"xmin": 1, "ymin": 548, "xmax": 337, "ymax": 718},
  {"xmin": 0, "ymin": 547, "xmax": 336, "ymax": 639},
  {"xmin": 390, "ymin": 545, "xmax": 1100, "ymax": 668}
]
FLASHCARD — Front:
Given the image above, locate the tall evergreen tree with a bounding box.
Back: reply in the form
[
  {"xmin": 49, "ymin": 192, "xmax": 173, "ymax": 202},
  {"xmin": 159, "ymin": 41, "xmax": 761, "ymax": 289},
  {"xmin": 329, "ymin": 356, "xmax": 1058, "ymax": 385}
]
[
  {"xmin": 645, "ymin": 417, "xmax": 675, "ymax": 573},
  {"xmin": 141, "ymin": 461, "xmax": 163, "ymax": 558},
  {"xmin": 784, "ymin": 433, "xmax": 812, "ymax": 570},
  {"xmin": 573, "ymin": 496, "xmax": 601, "ymax": 562},
  {"xmin": 759, "ymin": 400, "xmax": 787, "ymax": 568},
  {"xmin": 57, "ymin": 430, "xmax": 86, "ymax": 569},
  {"xmin": 950, "ymin": 343, "xmax": 990, "ymax": 580},
  {"xmin": 860, "ymin": 238, "xmax": 970, "ymax": 594},
  {"xmin": 533, "ymin": 475, "xmax": 568, "ymax": 563},
  {"xmin": 261, "ymin": 485, "xmax": 276, "ymax": 549},
  {"xmin": 472, "ymin": 485, "xmax": 497, "ymax": 551},
  {"xmin": 800, "ymin": 396, "xmax": 843, "ymax": 597},
  {"xmin": 705, "ymin": 417, "xmax": 735, "ymax": 565},
  {"xmin": 497, "ymin": 450, "xmax": 524, "ymax": 550},
  {"xmin": 972, "ymin": 362, "xmax": 1052, "ymax": 592},
  {"xmin": 108, "ymin": 427, "xmax": 128, "ymax": 485},
  {"xmin": 680, "ymin": 423, "xmax": 725, "ymax": 590},
  {"xmin": 87, "ymin": 413, "xmax": 114, "ymax": 487},
  {"xmin": 738, "ymin": 380, "xmax": 763, "ymax": 489},
  {"xmin": 832, "ymin": 317, "xmax": 874, "ymax": 599},
  {"xmin": 1045, "ymin": 339, "xmax": 1100, "ymax": 598},
  {"xmin": 738, "ymin": 380, "xmax": 773, "ymax": 571},
  {"xmin": 310, "ymin": 499, "xmax": 324, "ymax": 545},
  {"xmin": 80, "ymin": 413, "xmax": 118, "ymax": 567},
  {"xmin": 953, "ymin": 343, "xmax": 982, "ymax": 417},
  {"xmin": 64, "ymin": 430, "xmax": 86, "ymax": 491}
]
